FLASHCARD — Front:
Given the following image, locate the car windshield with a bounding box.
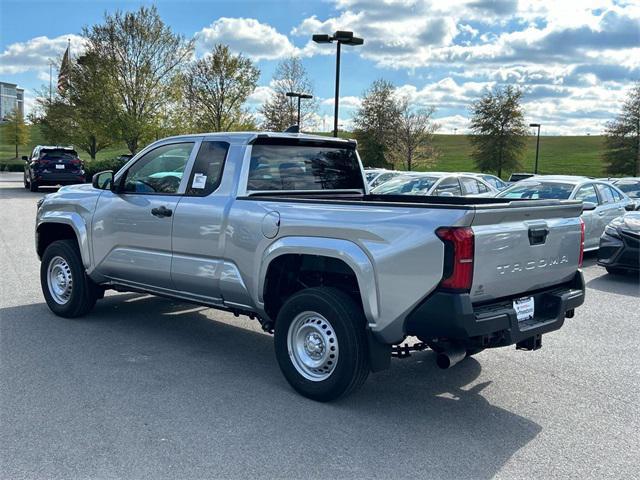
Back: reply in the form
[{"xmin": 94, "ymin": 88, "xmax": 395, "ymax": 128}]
[
  {"xmin": 372, "ymin": 175, "xmax": 438, "ymax": 195},
  {"xmin": 498, "ymin": 181, "xmax": 574, "ymax": 200},
  {"xmin": 615, "ymin": 181, "xmax": 640, "ymax": 198}
]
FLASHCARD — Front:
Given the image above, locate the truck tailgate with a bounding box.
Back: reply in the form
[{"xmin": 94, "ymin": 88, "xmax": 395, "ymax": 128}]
[{"xmin": 469, "ymin": 200, "xmax": 583, "ymax": 303}]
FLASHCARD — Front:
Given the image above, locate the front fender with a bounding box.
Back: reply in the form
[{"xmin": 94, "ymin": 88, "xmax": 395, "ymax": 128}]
[
  {"xmin": 37, "ymin": 212, "xmax": 91, "ymax": 269},
  {"xmin": 257, "ymin": 236, "xmax": 380, "ymax": 329}
]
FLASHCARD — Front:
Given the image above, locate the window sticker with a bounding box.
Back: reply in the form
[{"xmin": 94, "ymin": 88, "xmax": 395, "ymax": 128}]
[{"xmin": 192, "ymin": 173, "xmax": 207, "ymax": 189}]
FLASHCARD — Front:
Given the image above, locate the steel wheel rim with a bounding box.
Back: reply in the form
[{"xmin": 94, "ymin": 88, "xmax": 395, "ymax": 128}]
[
  {"xmin": 47, "ymin": 256, "xmax": 73, "ymax": 305},
  {"xmin": 287, "ymin": 311, "xmax": 339, "ymax": 382}
]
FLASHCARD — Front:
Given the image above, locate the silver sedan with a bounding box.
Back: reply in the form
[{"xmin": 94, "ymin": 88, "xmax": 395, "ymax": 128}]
[{"xmin": 497, "ymin": 176, "xmax": 635, "ymax": 250}]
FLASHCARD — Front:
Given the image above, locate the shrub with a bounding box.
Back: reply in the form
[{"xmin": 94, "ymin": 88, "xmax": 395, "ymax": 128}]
[{"xmin": 83, "ymin": 156, "xmax": 130, "ymax": 181}]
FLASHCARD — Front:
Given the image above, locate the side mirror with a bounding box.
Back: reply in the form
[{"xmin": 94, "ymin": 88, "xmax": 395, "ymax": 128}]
[
  {"xmin": 582, "ymin": 201, "xmax": 597, "ymax": 211},
  {"xmin": 22, "ymin": 156, "xmax": 28, "ymax": 162},
  {"xmin": 625, "ymin": 203, "xmax": 636, "ymax": 211},
  {"xmin": 92, "ymin": 170, "xmax": 114, "ymax": 190}
]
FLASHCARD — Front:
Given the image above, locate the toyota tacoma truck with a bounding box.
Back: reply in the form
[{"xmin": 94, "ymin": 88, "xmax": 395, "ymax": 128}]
[{"xmin": 36, "ymin": 133, "xmax": 586, "ymax": 401}]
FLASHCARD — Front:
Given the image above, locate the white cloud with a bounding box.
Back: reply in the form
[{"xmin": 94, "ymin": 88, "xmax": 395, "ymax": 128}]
[
  {"xmin": 0, "ymin": 34, "xmax": 84, "ymax": 74},
  {"xmin": 246, "ymin": 85, "xmax": 275, "ymax": 105},
  {"xmin": 196, "ymin": 18, "xmax": 302, "ymax": 61},
  {"xmin": 321, "ymin": 96, "xmax": 362, "ymax": 109}
]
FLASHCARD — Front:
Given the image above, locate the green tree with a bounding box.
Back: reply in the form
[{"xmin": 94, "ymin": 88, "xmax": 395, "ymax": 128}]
[
  {"xmin": 1, "ymin": 109, "xmax": 30, "ymax": 158},
  {"xmin": 469, "ymin": 85, "xmax": 528, "ymax": 178},
  {"xmin": 604, "ymin": 82, "xmax": 640, "ymax": 176},
  {"xmin": 390, "ymin": 97, "xmax": 440, "ymax": 171},
  {"xmin": 184, "ymin": 44, "xmax": 259, "ymax": 132},
  {"xmin": 353, "ymin": 79, "xmax": 400, "ymax": 168},
  {"xmin": 260, "ymin": 57, "xmax": 318, "ymax": 131},
  {"xmin": 83, "ymin": 5, "xmax": 194, "ymax": 153}
]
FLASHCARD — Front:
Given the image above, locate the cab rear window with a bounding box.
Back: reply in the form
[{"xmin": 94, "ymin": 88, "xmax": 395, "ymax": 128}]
[{"xmin": 247, "ymin": 142, "xmax": 363, "ymax": 191}]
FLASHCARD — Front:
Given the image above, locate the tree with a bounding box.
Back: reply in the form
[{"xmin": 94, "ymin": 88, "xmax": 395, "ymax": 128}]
[
  {"xmin": 469, "ymin": 85, "xmax": 528, "ymax": 178},
  {"xmin": 1, "ymin": 109, "xmax": 29, "ymax": 158},
  {"xmin": 184, "ymin": 44, "xmax": 259, "ymax": 132},
  {"xmin": 604, "ymin": 82, "xmax": 640, "ymax": 176},
  {"xmin": 390, "ymin": 97, "xmax": 440, "ymax": 171},
  {"xmin": 352, "ymin": 79, "xmax": 400, "ymax": 168},
  {"xmin": 83, "ymin": 5, "xmax": 194, "ymax": 153},
  {"xmin": 260, "ymin": 57, "xmax": 318, "ymax": 131}
]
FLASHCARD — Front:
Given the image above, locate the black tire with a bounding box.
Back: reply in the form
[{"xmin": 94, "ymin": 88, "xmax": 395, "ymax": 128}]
[
  {"xmin": 29, "ymin": 178, "xmax": 39, "ymax": 192},
  {"xmin": 274, "ymin": 287, "xmax": 370, "ymax": 402},
  {"xmin": 40, "ymin": 239, "xmax": 98, "ymax": 318},
  {"xmin": 23, "ymin": 172, "xmax": 29, "ymax": 189}
]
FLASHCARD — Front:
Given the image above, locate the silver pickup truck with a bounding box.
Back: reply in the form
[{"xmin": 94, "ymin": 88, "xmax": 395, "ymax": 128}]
[{"xmin": 36, "ymin": 133, "xmax": 586, "ymax": 401}]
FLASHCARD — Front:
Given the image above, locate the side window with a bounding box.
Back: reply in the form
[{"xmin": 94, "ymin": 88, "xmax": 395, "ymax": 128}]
[
  {"xmin": 460, "ymin": 177, "xmax": 479, "ymax": 195},
  {"xmin": 595, "ymin": 184, "xmax": 614, "ymax": 204},
  {"xmin": 185, "ymin": 141, "xmax": 229, "ymax": 196},
  {"xmin": 610, "ymin": 187, "xmax": 623, "ymax": 202},
  {"xmin": 574, "ymin": 184, "xmax": 598, "ymax": 204},
  {"xmin": 371, "ymin": 172, "xmax": 393, "ymax": 188},
  {"xmin": 435, "ymin": 177, "xmax": 462, "ymax": 196},
  {"xmin": 476, "ymin": 180, "xmax": 490, "ymax": 193},
  {"xmin": 122, "ymin": 143, "xmax": 194, "ymax": 194}
]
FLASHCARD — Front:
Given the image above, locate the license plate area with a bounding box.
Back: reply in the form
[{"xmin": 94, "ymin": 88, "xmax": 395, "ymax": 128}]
[
  {"xmin": 513, "ymin": 296, "xmax": 535, "ymax": 322},
  {"xmin": 55, "ymin": 164, "xmax": 65, "ymax": 169}
]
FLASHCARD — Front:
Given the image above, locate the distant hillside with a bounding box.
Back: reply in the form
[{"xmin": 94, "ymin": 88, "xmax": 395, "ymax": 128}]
[{"xmin": 1, "ymin": 125, "xmax": 608, "ymax": 178}]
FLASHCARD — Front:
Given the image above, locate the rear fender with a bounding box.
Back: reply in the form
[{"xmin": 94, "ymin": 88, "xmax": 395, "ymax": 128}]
[{"xmin": 257, "ymin": 236, "xmax": 380, "ymax": 328}]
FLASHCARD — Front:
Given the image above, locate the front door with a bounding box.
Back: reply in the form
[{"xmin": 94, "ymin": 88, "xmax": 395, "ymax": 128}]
[{"xmin": 91, "ymin": 141, "xmax": 196, "ymax": 290}]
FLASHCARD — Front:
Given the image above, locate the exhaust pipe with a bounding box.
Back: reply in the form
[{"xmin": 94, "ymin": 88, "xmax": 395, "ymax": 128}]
[{"xmin": 436, "ymin": 344, "xmax": 466, "ymax": 369}]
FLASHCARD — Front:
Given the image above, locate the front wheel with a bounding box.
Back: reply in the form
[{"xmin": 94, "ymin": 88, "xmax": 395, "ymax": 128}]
[
  {"xmin": 40, "ymin": 239, "xmax": 98, "ymax": 317},
  {"xmin": 274, "ymin": 287, "xmax": 370, "ymax": 402}
]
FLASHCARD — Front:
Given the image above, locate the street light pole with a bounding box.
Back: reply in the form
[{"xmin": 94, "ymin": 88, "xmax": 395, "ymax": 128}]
[
  {"xmin": 529, "ymin": 123, "xmax": 541, "ymax": 174},
  {"xmin": 312, "ymin": 31, "xmax": 364, "ymax": 137},
  {"xmin": 286, "ymin": 92, "xmax": 313, "ymax": 130}
]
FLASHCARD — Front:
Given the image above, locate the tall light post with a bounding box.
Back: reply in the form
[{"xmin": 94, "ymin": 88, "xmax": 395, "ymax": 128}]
[
  {"xmin": 312, "ymin": 30, "xmax": 364, "ymax": 137},
  {"xmin": 286, "ymin": 92, "xmax": 313, "ymax": 130},
  {"xmin": 530, "ymin": 123, "xmax": 541, "ymax": 174}
]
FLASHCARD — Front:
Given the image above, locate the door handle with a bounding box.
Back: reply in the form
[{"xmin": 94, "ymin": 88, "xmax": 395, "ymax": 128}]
[{"xmin": 151, "ymin": 205, "xmax": 172, "ymax": 218}]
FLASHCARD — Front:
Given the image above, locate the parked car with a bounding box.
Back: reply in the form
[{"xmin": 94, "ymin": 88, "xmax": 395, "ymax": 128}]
[
  {"xmin": 364, "ymin": 168, "xmax": 386, "ymax": 184},
  {"xmin": 464, "ymin": 172, "xmax": 509, "ymax": 190},
  {"xmin": 612, "ymin": 178, "xmax": 640, "ymax": 210},
  {"xmin": 597, "ymin": 211, "xmax": 640, "ymax": 275},
  {"xmin": 36, "ymin": 132, "xmax": 585, "ymax": 401},
  {"xmin": 368, "ymin": 170, "xmax": 401, "ymax": 189},
  {"xmin": 23, "ymin": 145, "xmax": 85, "ymax": 192},
  {"xmin": 508, "ymin": 172, "xmax": 535, "ymax": 182},
  {"xmin": 371, "ymin": 172, "xmax": 498, "ymax": 197},
  {"xmin": 497, "ymin": 176, "xmax": 635, "ymax": 250}
]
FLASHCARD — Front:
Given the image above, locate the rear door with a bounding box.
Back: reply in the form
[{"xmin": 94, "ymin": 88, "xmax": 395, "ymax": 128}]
[
  {"xmin": 595, "ymin": 183, "xmax": 626, "ymax": 236},
  {"xmin": 92, "ymin": 141, "xmax": 196, "ymax": 290}
]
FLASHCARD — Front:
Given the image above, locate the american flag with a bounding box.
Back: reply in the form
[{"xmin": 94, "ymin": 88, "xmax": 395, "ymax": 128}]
[{"xmin": 57, "ymin": 43, "xmax": 71, "ymax": 95}]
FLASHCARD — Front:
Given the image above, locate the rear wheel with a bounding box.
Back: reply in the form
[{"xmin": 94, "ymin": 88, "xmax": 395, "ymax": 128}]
[
  {"xmin": 29, "ymin": 177, "xmax": 39, "ymax": 192},
  {"xmin": 23, "ymin": 172, "xmax": 29, "ymax": 189},
  {"xmin": 274, "ymin": 287, "xmax": 369, "ymax": 402},
  {"xmin": 41, "ymin": 239, "xmax": 98, "ymax": 317}
]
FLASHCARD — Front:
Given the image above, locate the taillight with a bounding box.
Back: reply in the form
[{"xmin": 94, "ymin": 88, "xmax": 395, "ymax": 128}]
[
  {"xmin": 578, "ymin": 218, "xmax": 585, "ymax": 267},
  {"xmin": 71, "ymin": 158, "xmax": 82, "ymax": 166},
  {"xmin": 436, "ymin": 227, "xmax": 474, "ymax": 292}
]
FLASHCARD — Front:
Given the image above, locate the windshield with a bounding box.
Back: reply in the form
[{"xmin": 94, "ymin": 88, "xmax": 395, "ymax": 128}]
[
  {"xmin": 247, "ymin": 143, "xmax": 364, "ymax": 191},
  {"xmin": 372, "ymin": 175, "xmax": 438, "ymax": 195},
  {"xmin": 615, "ymin": 181, "xmax": 640, "ymax": 198},
  {"xmin": 365, "ymin": 171, "xmax": 379, "ymax": 182},
  {"xmin": 498, "ymin": 182, "xmax": 574, "ymax": 200}
]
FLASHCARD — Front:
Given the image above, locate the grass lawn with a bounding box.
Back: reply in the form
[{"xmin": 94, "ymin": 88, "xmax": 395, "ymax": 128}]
[{"xmin": 1, "ymin": 125, "xmax": 608, "ymax": 178}]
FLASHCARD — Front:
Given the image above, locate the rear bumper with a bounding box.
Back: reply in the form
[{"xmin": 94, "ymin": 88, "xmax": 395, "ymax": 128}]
[
  {"xmin": 32, "ymin": 172, "xmax": 85, "ymax": 185},
  {"xmin": 405, "ymin": 271, "xmax": 585, "ymax": 349}
]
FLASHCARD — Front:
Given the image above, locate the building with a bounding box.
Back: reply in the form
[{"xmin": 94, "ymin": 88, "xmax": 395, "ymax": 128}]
[{"xmin": 0, "ymin": 82, "xmax": 25, "ymax": 122}]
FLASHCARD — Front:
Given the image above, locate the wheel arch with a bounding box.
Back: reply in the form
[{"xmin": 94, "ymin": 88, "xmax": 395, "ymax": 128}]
[
  {"xmin": 37, "ymin": 216, "xmax": 90, "ymax": 269},
  {"xmin": 258, "ymin": 237, "xmax": 379, "ymax": 328}
]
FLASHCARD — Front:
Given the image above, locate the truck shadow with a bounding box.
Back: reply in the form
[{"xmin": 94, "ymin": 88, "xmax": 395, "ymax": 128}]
[
  {"xmin": 586, "ymin": 270, "xmax": 640, "ymax": 296},
  {"xmin": 2, "ymin": 294, "xmax": 541, "ymax": 479}
]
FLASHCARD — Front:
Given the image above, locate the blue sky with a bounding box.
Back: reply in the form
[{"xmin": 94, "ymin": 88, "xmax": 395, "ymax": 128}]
[{"xmin": 1, "ymin": 0, "xmax": 638, "ymax": 134}]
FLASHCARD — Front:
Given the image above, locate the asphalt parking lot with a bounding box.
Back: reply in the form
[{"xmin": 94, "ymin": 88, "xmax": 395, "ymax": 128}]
[{"xmin": 1, "ymin": 175, "xmax": 639, "ymax": 480}]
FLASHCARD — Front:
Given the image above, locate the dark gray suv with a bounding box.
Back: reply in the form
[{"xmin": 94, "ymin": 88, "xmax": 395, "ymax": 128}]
[{"xmin": 23, "ymin": 145, "xmax": 85, "ymax": 192}]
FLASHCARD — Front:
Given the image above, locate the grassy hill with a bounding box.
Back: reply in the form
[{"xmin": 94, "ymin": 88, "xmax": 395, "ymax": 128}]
[{"xmin": 0, "ymin": 125, "xmax": 609, "ymax": 178}]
